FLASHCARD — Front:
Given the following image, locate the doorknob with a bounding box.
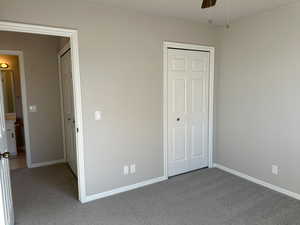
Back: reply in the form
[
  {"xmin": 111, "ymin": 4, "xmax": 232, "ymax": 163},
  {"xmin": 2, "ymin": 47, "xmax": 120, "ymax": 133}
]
[
  {"xmin": 176, "ymin": 118, "xmax": 180, "ymax": 122},
  {"xmin": 0, "ymin": 152, "xmax": 10, "ymax": 160}
]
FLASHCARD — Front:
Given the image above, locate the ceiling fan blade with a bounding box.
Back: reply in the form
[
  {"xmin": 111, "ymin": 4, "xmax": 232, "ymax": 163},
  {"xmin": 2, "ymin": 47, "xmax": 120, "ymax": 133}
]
[{"xmin": 201, "ymin": 0, "xmax": 217, "ymax": 9}]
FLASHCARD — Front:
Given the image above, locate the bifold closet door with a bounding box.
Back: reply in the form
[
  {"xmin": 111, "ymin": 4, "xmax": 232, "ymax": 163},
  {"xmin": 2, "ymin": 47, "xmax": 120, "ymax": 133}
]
[
  {"xmin": 167, "ymin": 48, "xmax": 209, "ymax": 177},
  {"xmin": 61, "ymin": 50, "xmax": 77, "ymax": 176}
]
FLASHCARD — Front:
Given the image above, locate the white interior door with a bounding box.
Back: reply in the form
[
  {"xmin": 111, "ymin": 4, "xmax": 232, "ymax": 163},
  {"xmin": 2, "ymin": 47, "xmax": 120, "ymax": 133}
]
[
  {"xmin": 0, "ymin": 72, "xmax": 14, "ymax": 225},
  {"xmin": 167, "ymin": 48, "xmax": 209, "ymax": 177},
  {"xmin": 60, "ymin": 50, "xmax": 77, "ymax": 176}
]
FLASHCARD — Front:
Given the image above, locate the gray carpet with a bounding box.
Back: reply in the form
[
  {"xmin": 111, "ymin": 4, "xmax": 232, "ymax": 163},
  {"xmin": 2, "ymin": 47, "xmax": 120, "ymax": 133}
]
[{"xmin": 11, "ymin": 164, "xmax": 300, "ymax": 225}]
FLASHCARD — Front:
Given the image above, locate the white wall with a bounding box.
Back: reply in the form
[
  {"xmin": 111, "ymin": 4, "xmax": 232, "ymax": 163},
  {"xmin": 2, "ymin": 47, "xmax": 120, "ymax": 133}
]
[
  {"xmin": 0, "ymin": 31, "xmax": 64, "ymax": 164},
  {"xmin": 0, "ymin": 0, "xmax": 217, "ymax": 195},
  {"xmin": 216, "ymin": 2, "xmax": 300, "ymax": 194}
]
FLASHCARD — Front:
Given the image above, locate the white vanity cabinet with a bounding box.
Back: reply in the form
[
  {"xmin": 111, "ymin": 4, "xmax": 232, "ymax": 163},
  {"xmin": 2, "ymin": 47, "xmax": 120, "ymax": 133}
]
[{"xmin": 5, "ymin": 120, "xmax": 17, "ymax": 156}]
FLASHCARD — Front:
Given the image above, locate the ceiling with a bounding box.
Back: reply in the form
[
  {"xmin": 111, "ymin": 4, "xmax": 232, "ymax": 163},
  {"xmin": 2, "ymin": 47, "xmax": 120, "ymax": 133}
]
[{"xmin": 86, "ymin": 0, "xmax": 298, "ymax": 25}]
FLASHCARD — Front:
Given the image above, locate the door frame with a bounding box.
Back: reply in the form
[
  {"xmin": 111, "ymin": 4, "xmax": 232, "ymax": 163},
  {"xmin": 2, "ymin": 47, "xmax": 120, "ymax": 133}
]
[
  {"xmin": 0, "ymin": 50, "xmax": 31, "ymax": 168},
  {"xmin": 0, "ymin": 21, "xmax": 86, "ymax": 203},
  {"xmin": 163, "ymin": 41, "xmax": 215, "ymax": 177}
]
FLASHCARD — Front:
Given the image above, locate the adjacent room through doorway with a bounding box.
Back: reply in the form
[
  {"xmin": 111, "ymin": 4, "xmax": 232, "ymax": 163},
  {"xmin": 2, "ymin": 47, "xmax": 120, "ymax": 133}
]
[
  {"xmin": 0, "ymin": 55, "xmax": 26, "ymax": 170},
  {"xmin": 0, "ymin": 30, "xmax": 80, "ymax": 224}
]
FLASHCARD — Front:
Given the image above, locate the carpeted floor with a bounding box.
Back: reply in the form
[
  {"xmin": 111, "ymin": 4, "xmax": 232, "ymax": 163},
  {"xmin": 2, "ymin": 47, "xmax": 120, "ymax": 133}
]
[{"xmin": 11, "ymin": 163, "xmax": 300, "ymax": 225}]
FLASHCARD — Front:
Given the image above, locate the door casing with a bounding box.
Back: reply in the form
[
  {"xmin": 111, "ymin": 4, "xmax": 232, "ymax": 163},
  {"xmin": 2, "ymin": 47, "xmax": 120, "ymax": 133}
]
[{"xmin": 163, "ymin": 41, "xmax": 215, "ymax": 178}]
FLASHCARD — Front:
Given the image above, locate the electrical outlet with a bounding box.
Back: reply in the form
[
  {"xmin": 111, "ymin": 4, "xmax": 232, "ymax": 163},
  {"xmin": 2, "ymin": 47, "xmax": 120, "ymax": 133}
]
[
  {"xmin": 123, "ymin": 165, "xmax": 129, "ymax": 175},
  {"xmin": 130, "ymin": 164, "xmax": 136, "ymax": 174},
  {"xmin": 272, "ymin": 165, "xmax": 279, "ymax": 175}
]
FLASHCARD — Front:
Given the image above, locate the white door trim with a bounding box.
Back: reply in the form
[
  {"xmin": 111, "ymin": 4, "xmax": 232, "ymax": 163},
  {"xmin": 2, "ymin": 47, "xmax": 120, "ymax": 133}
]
[
  {"xmin": 0, "ymin": 21, "xmax": 87, "ymax": 203},
  {"xmin": 163, "ymin": 41, "xmax": 215, "ymax": 177},
  {"xmin": 57, "ymin": 43, "xmax": 71, "ymax": 163},
  {"xmin": 0, "ymin": 50, "xmax": 32, "ymax": 168}
]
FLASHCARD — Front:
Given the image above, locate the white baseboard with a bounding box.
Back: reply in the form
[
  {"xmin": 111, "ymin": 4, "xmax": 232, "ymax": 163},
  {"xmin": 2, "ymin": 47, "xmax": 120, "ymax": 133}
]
[
  {"xmin": 30, "ymin": 159, "xmax": 65, "ymax": 168},
  {"xmin": 214, "ymin": 163, "xmax": 300, "ymax": 201},
  {"xmin": 83, "ymin": 176, "xmax": 168, "ymax": 203}
]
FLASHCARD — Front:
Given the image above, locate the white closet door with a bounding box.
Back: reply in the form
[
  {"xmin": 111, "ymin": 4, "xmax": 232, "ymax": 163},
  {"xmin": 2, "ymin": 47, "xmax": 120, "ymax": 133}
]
[
  {"xmin": 0, "ymin": 72, "xmax": 14, "ymax": 225},
  {"xmin": 61, "ymin": 50, "xmax": 77, "ymax": 176},
  {"xmin": 167, "ymin": 48, "xmax": 209, "ymax": 177}
]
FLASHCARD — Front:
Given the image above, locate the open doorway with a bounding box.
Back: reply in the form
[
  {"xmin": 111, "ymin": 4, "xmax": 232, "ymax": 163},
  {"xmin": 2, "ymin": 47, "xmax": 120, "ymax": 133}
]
[
  {"xmin": 0, "ymin": 29, "xmax": 83, "ymax": 224},
  {"xmin": 0, "ymin": 32, "xmax": 78, "ymax": 169},
  {"xmin": 0, "ymin": 22, "xmax": 85, "ymax": 225},
  {"xmin": 0, "ymin": 32, "xmax": 77, "ymax": 168},
  {"xmin": 0, "ymin": 54, "xmax": 26, "ymax": 170},
  {"xmin": 0, "ymin": 36, "xmax": 78, "ymax": 175}
]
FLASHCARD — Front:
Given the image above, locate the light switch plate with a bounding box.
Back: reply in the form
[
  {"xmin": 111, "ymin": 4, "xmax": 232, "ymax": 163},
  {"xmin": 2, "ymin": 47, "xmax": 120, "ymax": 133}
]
[
  {"xmin": 29, "ymin": 105, "xmax": 37, "ymax": 112},
  {"xmin": 95, "ymin": 111, "xmax": 102, "ymax": 120},
  {"xmin": 272, "ymin": 165, "xmax": 279, "ymax": 175}
]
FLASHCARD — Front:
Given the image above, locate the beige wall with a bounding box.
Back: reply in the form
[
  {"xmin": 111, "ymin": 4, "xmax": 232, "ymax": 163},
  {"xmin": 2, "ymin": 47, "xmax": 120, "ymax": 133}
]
[
  {"xmin": 216, "ymin": 2, "xmax": 300, "ymax": 194},
  {"xmin": 0, "ymin": 0, "xmax": 217, "ymax": 195},
  {"xmin": 3, "ymin": 0, "xmax": 299, "ymax": 200},
  {"xmin": 0, "ymin": 31, "xmax": 64, "ymax": 164}
]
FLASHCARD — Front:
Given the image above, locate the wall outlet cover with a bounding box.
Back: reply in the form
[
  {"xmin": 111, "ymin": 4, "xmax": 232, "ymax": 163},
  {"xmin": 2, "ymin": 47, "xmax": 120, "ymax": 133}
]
[
  {"xmin": 130, "ymin": 164, "xmax": 136, "ymax": 174},
  {"xmin": 123, "ymin": 165, "xmax": 129, "ymax": 175}
]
